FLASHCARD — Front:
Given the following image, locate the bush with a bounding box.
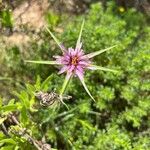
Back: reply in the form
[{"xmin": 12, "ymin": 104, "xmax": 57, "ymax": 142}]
[{"xmin": 0, "ymin": 2, "xmax": 150, "ymax": 150}]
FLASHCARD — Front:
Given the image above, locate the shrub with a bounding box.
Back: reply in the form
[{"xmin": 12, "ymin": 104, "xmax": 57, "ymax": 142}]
[{"xmin": 0, "ymin": 2, "xmax": 150, "ymax": 150}]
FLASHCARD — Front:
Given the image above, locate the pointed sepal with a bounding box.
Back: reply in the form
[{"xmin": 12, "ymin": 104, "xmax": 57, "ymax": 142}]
[
  {"xmin": 75, "ymin": 19, "xmax": 85, "ymax": 50},
  {"xmin": 85, "ymin": 45, "xmax": 117, "ymax": 58},
  {"xmin": 45, "ymin": 27, "xmax": 66, "ymax": 52},
  {"xmin": 89, "ymin": 65, "xmax": 118, "ymax": 73},
  {"xmin": 76, "ymin": 71, "xmax": 95, "ymax": 101},
  {"xmin": 25, "ymin": 60, "xmax": 59, "ymax": 65}
]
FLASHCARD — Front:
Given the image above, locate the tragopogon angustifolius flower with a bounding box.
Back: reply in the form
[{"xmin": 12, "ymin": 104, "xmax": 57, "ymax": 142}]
[{"xmin": 26, "ymin": 20, "xmax": 117, "ymax": 102}]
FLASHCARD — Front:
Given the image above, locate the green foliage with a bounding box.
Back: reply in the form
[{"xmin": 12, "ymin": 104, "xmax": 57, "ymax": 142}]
[
  {"xmin": 0, "ymin": 9, "xmax": 13, "ymax": 28},
  {"xmin": 45, "ymin": 11, "xmax": 59, "ymax": 29},
  {"xmin": 91, "ymin": 125, "xmax": 132, "ymax": 150},
  {"xmin": 0, "ymin": 1, "xmax": 150, "ymax": 150}
]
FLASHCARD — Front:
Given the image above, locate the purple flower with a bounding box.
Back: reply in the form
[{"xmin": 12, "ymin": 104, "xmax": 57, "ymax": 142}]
[{"xmin": 26, "ymin": 20, "xmax": 117, "ymax": 102}]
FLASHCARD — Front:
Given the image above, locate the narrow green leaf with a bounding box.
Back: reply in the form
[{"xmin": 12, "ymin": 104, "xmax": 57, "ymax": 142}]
[
  {"xmin": 76, "ymin": 19, "xmax": 85, "ymax": 49},
  {"xmin": 0, "ymin": 77, "xmax": 12, "ymax": 81},
  {"xmin": 0, "ymin": 105, "xmax": 18, "ymax": 113},
  {"xmin": 85, "ymin": 45, "xmax": 117, "ymax": 58},
  {"xmin": 41, "ymin": 74, "xmax": 53, "ymax": 90},
  {"xmin": 59, "ymin": 72, "xmax": 72, "ymax": 109},
  {"xmin": 14, "ymin": 146, "xmax": 20, "ymax": 150},
  {"xmin": 45, "ymin": 27, "xmax": 63, "ymax": 50},
  {"xmin": 90, "ymin": 65, "xmax": 118, "ymax": 73},
  {"xmin": 35, "ymin": 75, "xmax": 41, "ymax": 90},
  {"xmin": 0, "ymin": 145, "xmax": 15, "ymax": 150},
  {"xmin": 14, "ymin": 91, "xmax": 29, "ymax": 108},
  {"xmin": 8, "ymin": 99, "xmax": 15, "ymax": 105},
  {"xmin": 60, "ymin": 72, "xmax": 72, "ymax": 95},
  {"xmin": 26, "ymin": 83, "xmax": 36, "ymax": 95},
  {"xmin": 0, "ymin": 139, "xmax": 16, "ymax": 145},
  {"xmin": 0, "ymin": 117, "xmax": 7, "ymax": 125},
  {"xmin": 78, "ymin": 77, "xmax": 95, "ymax": 102},
  {"xmin": 20, "ymin": 106, "xmax": 28, "ymax": 125},
  {"xmin": 77, "ymin": 119, "xmax": 96, "ymax": 130},
  {"xmin": 25, "ymin": 60, "xmax": 58, "ymax": 65}
]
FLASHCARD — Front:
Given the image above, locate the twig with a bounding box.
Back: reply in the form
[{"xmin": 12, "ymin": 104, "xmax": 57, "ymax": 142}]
[
  {"xmin": 1, "ymin": 113, "xmax": 51, "ymax": 150},
  {"xmin": 11, "ymin": 115, "xmax": 51, "ymax": 150},
  {"xmin": 1, "ymin": 123, "xmax": 10, "ymax": 137}
]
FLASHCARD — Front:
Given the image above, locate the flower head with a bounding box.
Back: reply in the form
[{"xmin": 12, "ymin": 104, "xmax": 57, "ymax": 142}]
[
  {"xmin": 26, "ymin": 20, "xmax": 117, "ymax": 102},
  {"xmin": 55, "ymin": 47, "xmax": 91, "ymax": 77}
]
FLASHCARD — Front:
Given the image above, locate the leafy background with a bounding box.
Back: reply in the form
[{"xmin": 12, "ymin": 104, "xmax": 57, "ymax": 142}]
[{"xmin": 0, "ymin": 0, "xmax": 150, "ymax": 150}]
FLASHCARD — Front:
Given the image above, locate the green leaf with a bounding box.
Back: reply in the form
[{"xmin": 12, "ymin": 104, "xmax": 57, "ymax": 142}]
[
  {"xmin": 85, "ymin": 45, "xmax": 117, "ymax": 58},
  {"xmin": 14, "ymin": 146, "xmax": 19, "ymax": 150},
  {"xmin": 78, "ymin": 76, "xmax": 95, "ymax": 101},
  {"xmin": 14, "ymin": 91, "xmax": 30, "ymax": 108},
  {"xmin": 1, "ymin": 9, "xmax": 13, "ymax": 27},
  {"xmin": 0, "ymin": 145, "xmax": 15, "ymax": 150},
  {"xmin": 25, "ymin": 60, "xmax": 58, "ymax": 65},
  {"xmin": 0, "ymin": 77, "xmax": 12, "ymax": 81},
  {"xmin": 0, "ymin": 117, "xmax": 7, "ymax": 125},
  {"xmin": 0, "ymin": 105, "xmax": 19, "ymax": 113},
  {"xmin": 20, "ymin": 106, "xmax": 28, "ymax": 125},
  {"xmin": 26, "ymin": 83, "xmax": 36, "ymax": 95},
  {"xmin": 76, "ymin": 19, "xmax": 85, "ymax": 49},
  {"xmin": 0, "ymin": 139, "xmax": 16, "ymax": 145},
  {"xmin": 8, "ymin": 99, "xmax": 15, "ymax": 105},
  {"xmin": 77, "ymin": 119, "xmax": 96, "ymax": 130},
  {"xmin": 90, "ymin": 65, "xmax": 118, "ymax": 73},
  {"xmin": 59, "ymin": 72, "xmax": 72, "ymax": 109},
  {"xmin": 60, "ymin": 72, "xmax": 72, "ymax": 95},
  {"xmin": 45, "ymin": 27, "xmax": 63, "ymax": 51},
  {"xmin": 45, "ymin": 11, "xmax": 59, "ymax": 28},
  {"xmin": 35, "ymin": 75, "xmax": 41, "ymax": 90},
  {"xmin": 41, "ymin": 74, "xmax": 54, "ymax": 90}
]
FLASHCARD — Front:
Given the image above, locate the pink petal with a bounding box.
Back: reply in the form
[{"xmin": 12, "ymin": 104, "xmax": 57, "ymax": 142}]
[
  {"xmin": 75, "ymin": 66, "xmax": 84, "ymax": 78},
  {"xmin": 58, "ymin": 66, "xmax": 69, "ymax": 74},
  {"xmin": 53, "ymin": 55, "xmax": 63, "ymax": 64},
  {"xmin": 78, "ymin": 61, "xmax": 89, "ymax": 66},
  {"xmin": 64, "ymin": 54, "xmax": 70, "ymax": 61},
  {"xmin": 61, "ymin": 59, "xmax": 69, "ymax": 65},
  {"xmin": 75, "ymin": 68, "xmax": 84, "ymax": 79},
  {"xmin": 76, "ymin": 49, "xmax": 85, "ymax": 58},
  {"xmin": 68, "ymin": 47, "xmax": 74, "ymax": 55},
  {"xmin": 78, "ymin": 55, "xmax": 89, "ymax": 61},
  {"xmin": 69, "ymin": 65, "xmax": 75, "ymax": 72},
  {"xmin": 71, "ymin": 49, "xmax": 76, "ymax": 56}
]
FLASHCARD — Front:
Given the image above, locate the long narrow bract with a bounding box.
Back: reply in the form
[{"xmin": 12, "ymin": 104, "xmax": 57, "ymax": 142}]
[
  {"xmin": 78, "ymin": 75, "xmax": 95, "ymax": 102},
  {"xmin": 25, "ymin": 60, "xmax": 59, "ymax": 65},
  {"xmin": 85, "ymin": 45, "xmax": 117, "ymax": 58},
  {"xmin": 45, "ymin": 27, "xmax": 66, "ymax": 53},
  {"xmin": 89, "ymin": 65, "xmax": 118, "ymax": 73},
  {"xmin": 75, "ymin": 19, "xmax": 85, "ymax": 50},
  {"xmin": 59, "ymin": 72, "xmax": 73, "ymax": 109},
  {"xmin": 60, "ymin": 72, "xmax": 72, "ymax": 96}
]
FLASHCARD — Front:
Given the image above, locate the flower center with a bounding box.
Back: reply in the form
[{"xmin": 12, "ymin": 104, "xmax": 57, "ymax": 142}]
[{"xmin": 71, "ymin": 56, "xmax": 78, "ymax": 65}]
